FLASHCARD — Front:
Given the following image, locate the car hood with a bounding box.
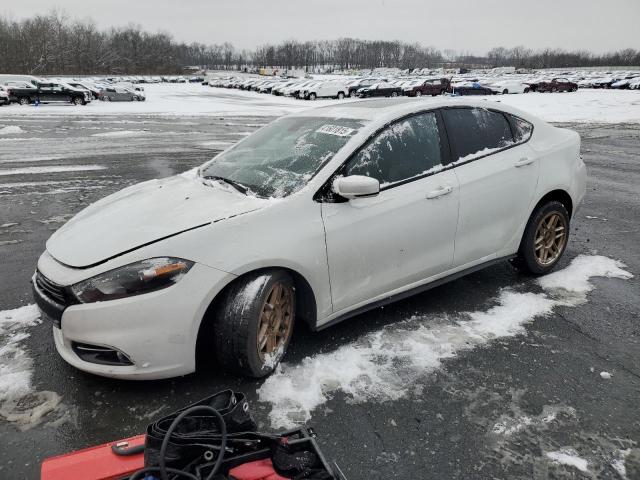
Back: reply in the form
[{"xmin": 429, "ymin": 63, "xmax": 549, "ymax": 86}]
[{"xmin": 46, "ymin": 173, "xmax": 267, "ymax": 268}]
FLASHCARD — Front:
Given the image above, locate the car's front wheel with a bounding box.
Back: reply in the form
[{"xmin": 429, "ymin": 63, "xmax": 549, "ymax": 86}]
[
  {"xmin": 214, "ymin": 270, "xmax": 296, "ymax": 377},
  {"xmin": 514, "ymin": 200, "xmax": 570, "ymax": 275}
]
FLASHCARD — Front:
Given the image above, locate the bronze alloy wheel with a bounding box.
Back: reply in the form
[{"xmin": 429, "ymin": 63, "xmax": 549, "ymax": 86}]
[
  {"xmin": 534, "ymin": 212, "xmax": 567, "ymax": 266},
  {"xmin": 256, "ymin": 282, "xmax": 294, "ymax": 361}
]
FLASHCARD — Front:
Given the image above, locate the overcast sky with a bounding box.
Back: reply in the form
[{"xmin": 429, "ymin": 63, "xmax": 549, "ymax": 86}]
[{"xmin": 3, "ymin": 0, "xmax": 639, "ymax": 53}]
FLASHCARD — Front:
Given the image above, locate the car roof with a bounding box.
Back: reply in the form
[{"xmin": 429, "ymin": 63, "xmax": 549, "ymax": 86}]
[{"xmin": 289, "ymin": 97, "xmax": 541, "ymax": 125}]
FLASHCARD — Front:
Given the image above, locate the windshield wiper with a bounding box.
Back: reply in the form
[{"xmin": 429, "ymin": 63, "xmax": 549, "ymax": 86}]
[{"xmin": 202, "ymin": 175, "xmax": 248, "ymax": 195}]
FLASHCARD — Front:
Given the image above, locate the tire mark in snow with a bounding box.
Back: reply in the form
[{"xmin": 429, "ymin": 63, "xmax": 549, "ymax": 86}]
[
  {"xmin": 0, "ymin": 305, "xmax": 72, "ymax": 430},
  {"xmin": 258, "ymin": 255, "xmax": 633, "ymax": 428}
]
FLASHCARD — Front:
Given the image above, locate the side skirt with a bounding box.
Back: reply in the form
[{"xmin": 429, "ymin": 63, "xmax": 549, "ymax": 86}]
[{"xmin": 314, "ymin": 254, "xmax": 515, "ymax": 332}]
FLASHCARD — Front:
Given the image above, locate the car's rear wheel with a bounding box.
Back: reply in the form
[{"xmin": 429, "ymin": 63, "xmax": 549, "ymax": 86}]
[
  {"xmin": 391, "ymin": 91, "xmax": 398, "ymax": 97},
  {"xmin": 350, "ymin": 90, "xmax": 356, "ymax": 97},
  {"xmin": 415, "ymin": 90, "xmax": 422, "ymax": 97},
  {"xmin": 19, "ymin": 97, "xmax": 30, "ymax": 105},
  {"xmin": 337, "ymin": 91, "xmax": 345, "ymax": 100},
  {"xmin": 514, "ymin": 201, "xmax": 569, "ymax": 275},
  {"xmin": 214, "ymin": 270, "xmax": 296, "ymax": 377},
  {"xmin": 551, "ymin": 87, "xmax": 558, "ymax": 93},
  {"xmin": 309, "ymin": 92, "xmax": 316, "ymax": 100},
  {"xmin": 503, "ymin": 89, "xmax": 509, "ymax": 95},
  {"xmin": 73, "ymin": 97, "xmax": 83, "ymax": 105}
]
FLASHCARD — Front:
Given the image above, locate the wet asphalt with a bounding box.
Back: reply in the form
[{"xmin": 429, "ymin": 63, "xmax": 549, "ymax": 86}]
[{"xmin": 0, "ymin": 109, "xmax": 638, "ymax": 479}]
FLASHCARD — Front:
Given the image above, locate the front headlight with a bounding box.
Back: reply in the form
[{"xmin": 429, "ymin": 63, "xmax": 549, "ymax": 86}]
[{"xmin": 71, "ymin": 257, "xmax": 194, "ymax": 303}]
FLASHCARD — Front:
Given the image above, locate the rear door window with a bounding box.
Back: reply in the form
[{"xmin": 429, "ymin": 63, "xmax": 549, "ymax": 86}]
[
  {"xmin": 442, "ymin": 108, "xmax": 514, "ymax": 162},
  {"xmin": 344, "ymin": 112, "xmax": 443, "ymax": 188}
]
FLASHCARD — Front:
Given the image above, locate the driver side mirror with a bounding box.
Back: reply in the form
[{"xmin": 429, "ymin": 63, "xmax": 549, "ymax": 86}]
[{"xmin": 332, "ymin": 175, "xmax": 380, "ymax": 199}]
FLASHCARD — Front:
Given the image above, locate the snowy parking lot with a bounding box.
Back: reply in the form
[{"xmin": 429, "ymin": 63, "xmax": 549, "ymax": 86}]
[{"xmin": 1, "ymin": 84, "xmax": 639, "ymax": 479}]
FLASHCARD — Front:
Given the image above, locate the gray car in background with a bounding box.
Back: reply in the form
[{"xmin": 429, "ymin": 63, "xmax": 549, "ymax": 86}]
[{"xmin": 100, "ymin": 86, "xmax": 145, "ymax": 101}]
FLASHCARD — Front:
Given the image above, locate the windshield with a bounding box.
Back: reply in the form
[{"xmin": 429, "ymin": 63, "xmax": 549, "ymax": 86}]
[{"xmin": 200, "ymin": 116, "xmax": 366, "ymax": 198}]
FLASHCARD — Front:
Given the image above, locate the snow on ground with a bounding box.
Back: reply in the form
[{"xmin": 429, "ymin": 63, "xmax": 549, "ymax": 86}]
[
  {"xmin": 0, "ymin": 83, "xmax": 638, "ymax": 123},
  {"xmin": 0, "ymin": 165, "xmax": 106, "ymax": 176},
  {"xmin": 545, "ymin": 448, "xmax": 590, "ymax": 473},
  {"xmin": 0, "ymin": 305, "xmax": 69, "ymax": 429},
  {"xmin": 258, "ymin": 255, "xmax": 632, "ymax": 428},
  {"xmin": 0, "ymin": 125, "xmax": 25, "ymax": 135}
]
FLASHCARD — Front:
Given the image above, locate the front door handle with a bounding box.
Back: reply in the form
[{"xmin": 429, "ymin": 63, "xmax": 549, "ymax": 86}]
[
  {"xmin": 426, "ymin": 185, "xmax": 453, "ymax": 199},
  {"xmin": 515, "ymin": 157, "xmax": 534, "ymax": 167}
]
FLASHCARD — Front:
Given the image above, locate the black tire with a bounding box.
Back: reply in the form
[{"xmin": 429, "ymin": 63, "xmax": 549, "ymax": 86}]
[
  {"xmin": 337, "ymin": 91, "xmax": 345, "ymax": 100},
  {"xmin": 551, "ymin": 87, "xmax": 558, "ymax": 93},
  {"xmin": 524, "ymin": 87, "xmax": 530, "ymax": 93},
  {"xmin": 19, "ymin": 97, "xmax": 30, "ymax": 105},
  {"xmin": 349, "ymin": 90, "xmax": 356, "ymax": 97},
  {"xmin": 513, "ymin": 200, "xmax": 570, "ymax": 275},
  {"xmin": 308, "ymin": 92, "xmax": 316, "ymax": 100},
  {"xmin": 104, "ymin": 96, "xmax": 111, "ymax": 101},
  {"xmin": 415, "ymin": 90, "xmax": 422, "ymax": 97},
  {"xmin": 213, "ymin": 270, "xmax": 296, "ymax": 377},
  {"xmin": 391, "ymin": 91, "xmax": 398, "ymax": 97},
  {"xmin": 503, "ymin": 89, "xmax": 509, "ymax": 95},
  {"xmin": 73, "ymin": 96, "xmax": 84, "ymax": 105}
]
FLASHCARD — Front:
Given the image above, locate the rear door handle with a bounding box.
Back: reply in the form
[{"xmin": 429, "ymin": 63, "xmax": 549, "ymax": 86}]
[
  {"xmin": 515, "ymin": 157, "xmax": 534, "ymax": 167},
  {"xmin": 426, "ymin": 185, "xmax": 453, "ymax": 199}
]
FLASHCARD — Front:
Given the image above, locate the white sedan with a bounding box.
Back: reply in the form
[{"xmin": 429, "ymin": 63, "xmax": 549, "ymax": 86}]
[
  {"xmin": 33, "ymin": 98, "xmax": 586, "ymax": 380},
  {"xmin": 488, "ymin": 80, "xmax": 531, "ymax": 94}
]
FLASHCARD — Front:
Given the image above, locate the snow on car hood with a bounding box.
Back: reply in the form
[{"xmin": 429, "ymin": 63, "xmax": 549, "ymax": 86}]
[{"xmin": 46, "ymin": 173, "xmax": 266, "ymax": 268}]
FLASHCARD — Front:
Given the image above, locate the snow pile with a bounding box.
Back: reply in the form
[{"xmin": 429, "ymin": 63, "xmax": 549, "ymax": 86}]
[
  {"xmin": 0, "ymin": 165, "xmax": 106, "ymax": 176},
  {"xmin": 91, "ymin": 130, "xmax": 148, "ymax": 137},
  {"xmin": 0, "ymin": 305, "xmax": 69, "ymax": 430},
  {"xmin": 545, "ymin": 448, "xmax": 590, "ymax": 473},
  {"xmin": 0, "ymin": 125, "xmax": 25, "ymax": 135},
  {"xmin": 612, "ymin": 449, "xmax": 632, "ymax": 479},
  {"xmin": 258, "ymin": 255, "xmax": 632, "ymax": 428}
]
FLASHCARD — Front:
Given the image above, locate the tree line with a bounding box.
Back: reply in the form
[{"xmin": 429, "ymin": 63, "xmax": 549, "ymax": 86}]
[{"xmin": 1, "ymin": 12, "xmax": 638, "ymax": 75}]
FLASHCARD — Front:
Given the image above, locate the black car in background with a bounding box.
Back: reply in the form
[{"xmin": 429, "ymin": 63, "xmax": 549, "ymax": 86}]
[
  {"xmin": 346, "ymin": 78, "xmax": 383, "ymax": 97},
  {"xmin": 356, "ymin": 82, "xmax": 402, "ymax": 98},
  {"xmin": 67, "ymin": 82, "xmax": 102, "ymax": 100},
  {"xmin": 451, "ymin": 82, "xmax": 495, "ymax": 96},
  {"xmin": 6, "ymin": 82, "xmax": 90, "ymax": 105}
]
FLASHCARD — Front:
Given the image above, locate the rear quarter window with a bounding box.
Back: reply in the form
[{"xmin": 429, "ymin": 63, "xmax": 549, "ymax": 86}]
[
  {"xmin": 508, "ymin": 115, "xmax": 534, "ymax": 143},
  {"xmin": 442, "ymin": 108, "xmax": 515, "ymax": 162}
]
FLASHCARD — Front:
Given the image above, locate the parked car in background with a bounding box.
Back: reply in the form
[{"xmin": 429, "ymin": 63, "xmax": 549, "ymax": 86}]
[
  {"xmin": 67, "ymin": 81, "xmax": 102, "ymax": 100},
  {"xmin": 0, "ymin": 86, "xmax": 10, "ymax": 105},
  {"xmin": 357, "ymin": 82, "xmax": 402, "ymax": 98},
  {"xmin": 271, "ymin": 80, "xmax": 298, "ymax": 95},
  {"xmin": 100, "ymin": 86, "xmax": 144, "ymax": 101},
  {"xmin": 32, "ymin": 98, "xmax": 585, "ymax": 380},
  {"xmin": 285, "ymin": 80, "xmax": 315, "ymax": 98},
  {"xmin": 346, "ymin": 78, "xmax": 382, "ymax": 97},
  {"xmin": 536, "ymin": 78, "xmax": 578, "ymax": 93},
  {"xmin": 302, "ymin": 81, "xmax": 348, "ymax": 100},
  {"xmin": 403, "ymin": 78, "xmax": 450, "ymax": 97},
  {"xmin": 6, "ymin": 81, "xmax": 90, "ymax": 105},
  {"xmin": 451, "ymin": 82, "xmax": 495, "ymax": 96},
  {"xmin": 488, "ymin": 80, "xmax": 530, "ymax": 94}
]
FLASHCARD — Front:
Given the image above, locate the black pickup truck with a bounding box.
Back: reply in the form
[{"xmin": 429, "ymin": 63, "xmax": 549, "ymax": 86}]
[{"xmin": 6, "ymin": 81, "xmax": 91, "ymax": 105}]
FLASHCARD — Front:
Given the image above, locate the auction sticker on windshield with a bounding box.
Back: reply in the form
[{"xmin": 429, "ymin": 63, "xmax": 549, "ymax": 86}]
[{"xmin": 316, "ymin": 124, "xmax": 356, "ymax": 137}]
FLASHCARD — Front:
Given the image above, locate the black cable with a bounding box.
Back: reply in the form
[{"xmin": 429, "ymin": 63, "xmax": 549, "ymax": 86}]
[
  {"xmin": 129, "ymin": 405, "xmax": 227, "ymax": 480},
  {"xmin": 128, "ymin": 466, "xmax": 199, "ymax": 480}
]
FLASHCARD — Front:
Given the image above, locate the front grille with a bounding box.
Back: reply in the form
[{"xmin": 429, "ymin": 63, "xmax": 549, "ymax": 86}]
[{"xmin": 35, "ymin": 270, "xmax": 68, "ymax": 306}]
